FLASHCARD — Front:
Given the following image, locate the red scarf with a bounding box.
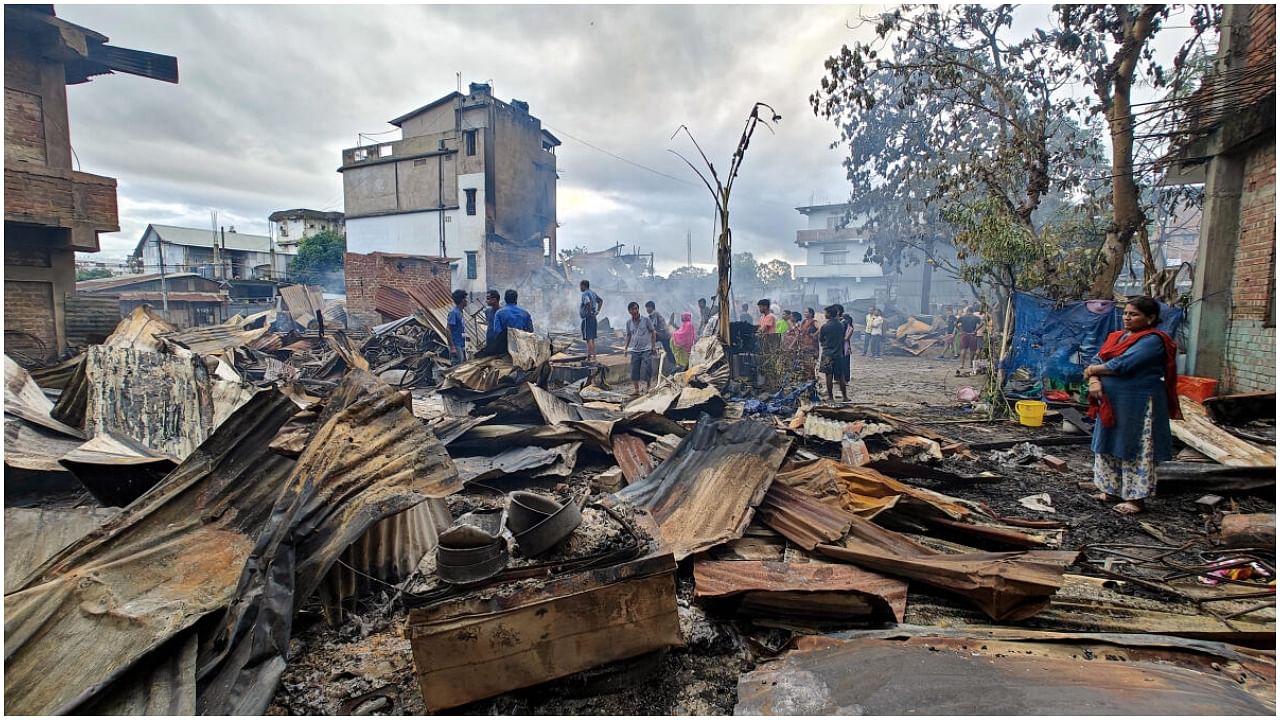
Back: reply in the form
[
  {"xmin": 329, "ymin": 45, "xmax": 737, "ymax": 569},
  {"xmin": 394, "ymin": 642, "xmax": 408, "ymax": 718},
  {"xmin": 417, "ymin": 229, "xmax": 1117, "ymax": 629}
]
[{"xmin": 1087, "ymin": 328, "xmax": 1182, "ymax": 428}]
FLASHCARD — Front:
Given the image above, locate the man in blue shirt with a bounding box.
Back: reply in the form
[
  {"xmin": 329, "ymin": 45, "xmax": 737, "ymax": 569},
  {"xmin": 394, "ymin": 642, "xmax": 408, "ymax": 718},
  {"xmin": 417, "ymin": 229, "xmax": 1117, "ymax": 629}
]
[
  {"xmin": 579, "ymin": 279, "xmax": 603, "ymax": 362},
  {"xmin": 492, "ymin": 288, "xmax": 533, "ymax": 335},
  {"xmin": 446, "ymin": 289, "xmax": 468, "ymax": 365}
]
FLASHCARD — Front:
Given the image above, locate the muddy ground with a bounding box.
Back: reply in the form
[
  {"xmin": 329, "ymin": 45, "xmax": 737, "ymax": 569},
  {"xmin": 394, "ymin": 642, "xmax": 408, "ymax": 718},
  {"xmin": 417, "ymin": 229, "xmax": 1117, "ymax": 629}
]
[{"xmin": 268, "ymin": 353, "xmax": 1275, "ymax": 716}]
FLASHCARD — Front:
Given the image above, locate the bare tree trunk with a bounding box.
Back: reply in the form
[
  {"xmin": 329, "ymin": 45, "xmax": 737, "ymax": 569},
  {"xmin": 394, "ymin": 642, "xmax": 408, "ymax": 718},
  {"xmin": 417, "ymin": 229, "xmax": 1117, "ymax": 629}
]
[
  {"xmin": 716, "ymin": 202, "xmax": 732, "ymax": 345},
  {"xmin": 1088, "ymin": 5, "xmax": 1161, "ymax": 298}
]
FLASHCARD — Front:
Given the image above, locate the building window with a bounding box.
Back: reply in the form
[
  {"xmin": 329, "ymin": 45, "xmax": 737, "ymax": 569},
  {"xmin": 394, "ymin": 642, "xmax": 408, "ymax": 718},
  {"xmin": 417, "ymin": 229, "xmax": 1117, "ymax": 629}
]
[
  {"xmin": 465, "ymin": 188, "xmax": 477, "ymax": 215},
  {"xmin": 466, "ymin": 251, "xmax": 478, "ymax": 280},
  {"xmin": 465, "ymin": 130, "xmax": 477, "ymax": 156},
  {"xmin": 822, "ymin": 252, "xmax": 849, "ymax": 265}
]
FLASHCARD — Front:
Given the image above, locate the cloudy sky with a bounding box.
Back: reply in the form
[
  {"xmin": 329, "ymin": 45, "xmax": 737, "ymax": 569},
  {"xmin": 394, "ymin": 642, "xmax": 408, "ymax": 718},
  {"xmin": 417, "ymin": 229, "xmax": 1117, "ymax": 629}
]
[{"xmin": 59, "ymin": 3, "xmax": 889, "ymax": 274}]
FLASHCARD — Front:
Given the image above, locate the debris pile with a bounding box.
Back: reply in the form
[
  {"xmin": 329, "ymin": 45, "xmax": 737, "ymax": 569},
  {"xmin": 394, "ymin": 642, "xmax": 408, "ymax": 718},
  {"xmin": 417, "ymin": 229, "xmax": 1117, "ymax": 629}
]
[{"xmin": 3, "ymin": 311, "xmax": 1274, "ymax": 715}]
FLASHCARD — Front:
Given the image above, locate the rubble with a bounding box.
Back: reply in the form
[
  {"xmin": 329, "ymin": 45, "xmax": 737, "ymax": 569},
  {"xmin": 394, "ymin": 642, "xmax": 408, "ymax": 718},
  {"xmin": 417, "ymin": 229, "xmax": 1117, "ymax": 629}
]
[{"xmin": 3, "ymin": 309, "xmax": 1273, "ymax": 716}]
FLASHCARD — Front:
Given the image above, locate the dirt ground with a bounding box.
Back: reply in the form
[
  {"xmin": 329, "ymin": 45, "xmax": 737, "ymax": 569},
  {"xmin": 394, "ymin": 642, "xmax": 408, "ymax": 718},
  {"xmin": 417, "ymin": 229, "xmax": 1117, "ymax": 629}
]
[{"xmin": 269, "ymin": 353, "xmax": 1275, "ymax": 716}]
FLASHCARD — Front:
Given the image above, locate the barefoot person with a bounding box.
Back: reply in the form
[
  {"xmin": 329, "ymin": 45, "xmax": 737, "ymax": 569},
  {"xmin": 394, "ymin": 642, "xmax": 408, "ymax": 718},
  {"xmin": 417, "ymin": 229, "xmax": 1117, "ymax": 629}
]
[{"xmin": 1083, "ymin": 296, "xmax": 1182, "ymax": 515}]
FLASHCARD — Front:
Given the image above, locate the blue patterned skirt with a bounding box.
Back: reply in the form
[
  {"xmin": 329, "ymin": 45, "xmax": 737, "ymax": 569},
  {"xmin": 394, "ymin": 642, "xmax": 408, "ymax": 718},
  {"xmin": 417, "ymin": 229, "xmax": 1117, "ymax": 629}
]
[{"xmin": 1093, "ymin": 398, "xmax": 1156, "ymax": 501}]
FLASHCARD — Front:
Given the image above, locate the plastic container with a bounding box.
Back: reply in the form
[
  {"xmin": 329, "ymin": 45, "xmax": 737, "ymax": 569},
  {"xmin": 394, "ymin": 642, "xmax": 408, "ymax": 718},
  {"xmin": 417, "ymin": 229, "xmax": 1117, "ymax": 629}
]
[
  {"xmin": 1015, "ymin": 400, "xmax": 1047, "ymax": 427},
  {"xmin": 1177, "ymin": 375, "xmax": 1218, "ymax": 404}
]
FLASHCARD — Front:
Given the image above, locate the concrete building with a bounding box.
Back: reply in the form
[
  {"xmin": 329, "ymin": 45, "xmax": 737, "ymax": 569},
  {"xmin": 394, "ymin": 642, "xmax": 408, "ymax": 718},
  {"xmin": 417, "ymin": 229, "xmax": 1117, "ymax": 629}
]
[
  {"xmin": 3, "ymin": 5, "xmax": 176, "ymax": 363},
  {"xmin": 1169, "ymin": 4, "xmax": 1275, "ymax": 393},
  {"xmin": 268, "ymin": 208, "xmax": 345, "ymax": 252},
  {"xmin": 791, "ymin": 204, "xmax": 885, "ymax": 306},
  {"xmin": 339, "ymin": 82, "xmax": 559, "ymax": 296},
  {"xmin": 131, "ymin": 224, "xmax": 293, "ymax": 281}
]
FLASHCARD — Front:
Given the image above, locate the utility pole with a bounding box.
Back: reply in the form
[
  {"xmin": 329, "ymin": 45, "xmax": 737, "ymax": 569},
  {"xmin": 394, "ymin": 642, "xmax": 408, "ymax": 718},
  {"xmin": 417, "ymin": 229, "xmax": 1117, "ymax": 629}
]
[
  {"xmin": 156, "ymin": 233, "xmax": 169, "ymax": 317},
  {"xmin": 210, "ymin": 210, "xmax": 219, "ymax": 279},
  {"xmin": 220, "ymin": 227, "xmax": 227, "ymax": 280},
  {"xmin": 686, "ymin": 229, "xmax": 692, "ymax": 268}
]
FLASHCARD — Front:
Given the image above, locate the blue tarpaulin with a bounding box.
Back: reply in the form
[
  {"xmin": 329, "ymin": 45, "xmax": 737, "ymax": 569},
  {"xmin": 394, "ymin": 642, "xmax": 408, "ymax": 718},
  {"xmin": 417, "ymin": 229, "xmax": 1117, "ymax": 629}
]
[{"xmin": 1002, "ymin": 292, "xmax": 1184, "ymax": 390}]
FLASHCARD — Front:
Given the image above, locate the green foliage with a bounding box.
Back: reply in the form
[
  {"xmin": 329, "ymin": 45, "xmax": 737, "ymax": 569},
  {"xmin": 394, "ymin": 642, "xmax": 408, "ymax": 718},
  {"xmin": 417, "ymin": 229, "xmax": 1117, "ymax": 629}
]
[
  {"xmin": 732, "ymin": 252, "xmax": 759, "ymax": 283},
  {"xmin": 756, "ymin": 258, "xmax": 793, "ymax": 287},
  {"xmin": 289, "ymin": 230, "xmax": 346, "ymax": 292},
  {"xmin": 667, "ymin": 265, "xmax": 712, "ymax": 280},
  {"xmin": 76, "ymin": 267, "xmax": 113, "ymax": 281}
]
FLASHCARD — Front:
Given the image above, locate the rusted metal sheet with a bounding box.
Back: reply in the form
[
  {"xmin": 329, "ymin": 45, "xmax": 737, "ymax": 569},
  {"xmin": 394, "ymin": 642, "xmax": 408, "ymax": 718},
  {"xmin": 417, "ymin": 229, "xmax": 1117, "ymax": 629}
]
[
  {"xmin": 318, "ymin": 498, "xmax": 452, "ymax": 625},
  {"xmin": 4, "ymin": 354, "xmax": 85, "ymax": 438},
  {"xmin": 161, "ymin": 322, "xmax": 271, "ymax": 356},
  {"xmin": 736, "ymin": 634, "xmax": 1275, "ymax": 715},
  {"xmin": 6, "ymin": 370, "xmax": 463, "ymax": 716},
  {"xmin": 3, "ymin": 506, "xmax": 118, "ymax": 593},
  {"xmin": 756, "ymin": 481, "xmax": 854, "ymax": 550},
  {"xmin": 529, "ymin": 382, "xmax": 579, "ymax": 424},
  {"xmin": 617, "ymin": 416, "xmax": 791, "ymax": 560},
  {"xmin": 57, "ymin": 432, "xmax": 179, "ymax": 507},
  {"xmin": 4, "ymin": 391, "xmax": 299, "ymax": 716},
  {"xmin": 453, "ymin": 443, "xmax": 580, "ymax": 484},
  {"xmin": 407, "ymin": 534, "xmax": 682, "ymax": 712},
  {"xmin": 49, "ymin": 345, "xmax": 216, "ymax": 460},
  {"xmin": 612, "ymin": 432, "xmax": 656, "ymax": 485},
  {"xmin": 373, "ymin": 285, "xmax": 416, "ymax": 320},
  {"xmin": 694, "ymin": 560, "xmax": 907, "ymax": 622},
  {"xmin": 777, "ymin": 458, "xmax": 968, "ymax": 520},
  {"xmin": 279, "ymin": 283, "xmax": 326, "ymax": 324},
  {"xmin": 100, "ymin": 305, "xmax": 178, "ymax": 353},
  {"xmin": 816, "ymin": 513, "xmax": 1078, "ymax": 622}
]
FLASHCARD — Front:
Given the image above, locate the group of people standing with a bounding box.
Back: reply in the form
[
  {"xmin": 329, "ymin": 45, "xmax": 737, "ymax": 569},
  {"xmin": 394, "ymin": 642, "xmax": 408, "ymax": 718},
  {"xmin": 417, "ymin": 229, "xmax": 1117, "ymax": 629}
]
[
  {"xmin": 445, "ymin": 287, "xmax": 533, "ymax": 364},
  {"xmin": 581, "ymin": 281, "xmax": 703, "ymax": 395},
  {"xmin": 939, "ymin": 304, "xmax": 988, "ymax": 373}
]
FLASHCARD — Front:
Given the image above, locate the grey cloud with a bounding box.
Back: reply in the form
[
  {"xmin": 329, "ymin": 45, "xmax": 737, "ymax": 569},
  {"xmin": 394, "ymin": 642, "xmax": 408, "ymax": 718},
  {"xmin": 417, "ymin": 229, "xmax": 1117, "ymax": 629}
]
[{"xmin": 58, "ymin": 4, "xmax": 870, "ymax": 266}]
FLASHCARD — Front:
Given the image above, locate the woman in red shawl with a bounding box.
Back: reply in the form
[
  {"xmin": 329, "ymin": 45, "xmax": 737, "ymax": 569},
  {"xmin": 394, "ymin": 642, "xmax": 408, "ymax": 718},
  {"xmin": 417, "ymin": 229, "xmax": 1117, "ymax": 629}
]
[
  {"xmin": 1083, "ymin": 296, "xmax": 1181, "ymax": 515},
  {"xmin": 671, "ymin": 311, "xmax": 697, "ymax": 369}
]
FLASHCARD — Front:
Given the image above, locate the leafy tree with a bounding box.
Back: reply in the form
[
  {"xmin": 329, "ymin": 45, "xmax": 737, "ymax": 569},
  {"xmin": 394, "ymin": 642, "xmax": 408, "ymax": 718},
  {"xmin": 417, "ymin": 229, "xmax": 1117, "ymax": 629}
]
[
  {"xmin": 731, "ymin": 252, "xmax": 759, "ymax": 284},
  {"xmin": 289, "ymin": 229, "xmax": 346, "ymax": 292},
  {"xmin": 812, "ymin": 5, "xmax": 1101, "ymax": 291},
  {"xmin": 756, "ymin": 258, "xmax": 793, "ymax": 287},
  {"xmin": 1054, "ymin": 4, "xmax": 1219, "ymax": 297},
  {"xmin": 667, "ymin": 265, "xmax": 712, "ymax": 280},
  {"xmin": 76, "ymin": 267, "xmax": 113, "ymax": 281}
]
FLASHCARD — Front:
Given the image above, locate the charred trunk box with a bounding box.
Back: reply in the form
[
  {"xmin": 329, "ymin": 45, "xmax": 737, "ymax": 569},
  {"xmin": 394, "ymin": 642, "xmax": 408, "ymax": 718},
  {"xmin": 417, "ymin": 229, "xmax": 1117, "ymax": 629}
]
[{"xmin": 405, "ymin": 520, "xmax": 683, "ymax": 711}]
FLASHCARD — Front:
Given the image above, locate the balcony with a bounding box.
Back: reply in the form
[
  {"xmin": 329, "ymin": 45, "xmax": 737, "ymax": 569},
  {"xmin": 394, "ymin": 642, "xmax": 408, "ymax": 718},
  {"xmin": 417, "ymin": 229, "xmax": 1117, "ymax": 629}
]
[
  {"xmin": 4, "ymin": 165, "xmax": 118, "ymax": 251},
  {"xmin": 795, "ymin": 228, "xmax": 868, "ymax": 246},
  {"xmin": 794, "ymin": 263, "xmax": 884, "ymax": 280}
]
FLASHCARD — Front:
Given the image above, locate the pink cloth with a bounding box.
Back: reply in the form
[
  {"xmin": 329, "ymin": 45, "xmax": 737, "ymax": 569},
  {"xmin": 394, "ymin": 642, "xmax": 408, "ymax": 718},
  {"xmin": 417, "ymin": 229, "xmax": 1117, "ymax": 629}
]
[{"xmin": 673, "ymin": 311, "xmax": 696, "ymax": 350}]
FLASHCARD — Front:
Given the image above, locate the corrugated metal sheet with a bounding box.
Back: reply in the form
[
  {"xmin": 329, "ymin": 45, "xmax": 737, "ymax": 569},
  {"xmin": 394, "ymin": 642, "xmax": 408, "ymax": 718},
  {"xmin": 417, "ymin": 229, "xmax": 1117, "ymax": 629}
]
[
  {"xmin": 736, "ymin": 634, "xmax": 1275, "ymax": 715},
  {"xmin": 161, "ymin": 323, "xmax": 272, "ymax": 356},
  {"xmin": 50, "ymin": 345, "xmax": 216, "ymax": 461},
  {"xmin": 101, "ymin": 305, "xmax": 177, "ymax": 353},
  {"xmin": 612, "ymin": 432, "xmax": 655, "ymax": 485},
  {"xmin": 617, "ymin": 417, "xmax": 791, "ymax": 560},
  {"xmin": 815, "ymin": 513, "xmax": 1078, "ymax": 622},
  {"xmin": 756, "ymin": 481, "xmax": 854, "ymax": 550},
  {"xmin": 3, "ymin": 417, "xmax": 83, "ymax": 472},
  {"xmin": 693, "ymin": 560, "xmax": 907, "ymax": 622},
  {"xmin": 3, "ymin": 506, "xmax": 119, "ymax": 593},
  {"xmin": 373, "ymin": 285, "xmax": 416, "ymax": 320},
  {"xmin": 279, "ymin": 284, "xmax": 326, "ymax": 324},
  {"xmin": 4, "ymin": 355, "xmax": 85, "ymax": 438},
  {"xmin": 319, "ymin": 498, "xmax": 452, "ymax": 624},
  {"xmin": 6, "ymin": 370, "xmax": 463, "ymax": 715},
  {"xmin": 776, "ymin": 458, "xmax": 967, "ymax": 520},
  {"xmin": 117, "ymin": 291, "xmax": 227, "ymax": 303}
]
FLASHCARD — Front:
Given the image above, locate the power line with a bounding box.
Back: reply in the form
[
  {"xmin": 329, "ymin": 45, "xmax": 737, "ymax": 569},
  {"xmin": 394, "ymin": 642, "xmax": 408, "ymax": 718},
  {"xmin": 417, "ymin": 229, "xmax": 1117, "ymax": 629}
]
[{"xmin": 544, "ymin": 125, "xmax": 696, "ymax": 187}]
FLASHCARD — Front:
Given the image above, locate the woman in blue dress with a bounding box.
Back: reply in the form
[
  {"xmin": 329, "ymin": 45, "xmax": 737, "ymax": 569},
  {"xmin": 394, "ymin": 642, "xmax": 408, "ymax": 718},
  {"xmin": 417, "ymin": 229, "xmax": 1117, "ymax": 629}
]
[{"xmin": 1083, "ymin": 296, "xmax": 1182, "ymax": 515}]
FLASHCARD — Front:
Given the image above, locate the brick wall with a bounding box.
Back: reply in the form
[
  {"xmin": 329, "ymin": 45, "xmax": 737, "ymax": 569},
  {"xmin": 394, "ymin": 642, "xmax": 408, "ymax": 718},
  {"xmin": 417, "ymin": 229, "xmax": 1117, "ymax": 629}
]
[
  {"xmin": 4, "ymin": 280, "xmax": 56, "ymax": 361},
  {"xmin": 4, "ymin": 87, "xmax": 46, "ymax": 165},
  {"xmin": 344, "ymin": 251, "xmax": 452, "ymax": 329},
  {"xmin": 1223, "ymin": 139, "xmax": 1276, "ymax": 392}
]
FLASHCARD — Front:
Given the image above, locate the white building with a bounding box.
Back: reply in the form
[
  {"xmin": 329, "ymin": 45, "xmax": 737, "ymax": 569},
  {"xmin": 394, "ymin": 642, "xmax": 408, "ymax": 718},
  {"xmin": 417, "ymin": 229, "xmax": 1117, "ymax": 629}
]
[
  {"xmin": 268, "ymin": 209, "xmax": 345, "ymax": 252},
  {"xmin": 792, "ymin": 204, "xmax": 885, "ymax": 305},
  {"xmin": 132, "ymin": 224, "xmax": 293, "ymax": 280}
]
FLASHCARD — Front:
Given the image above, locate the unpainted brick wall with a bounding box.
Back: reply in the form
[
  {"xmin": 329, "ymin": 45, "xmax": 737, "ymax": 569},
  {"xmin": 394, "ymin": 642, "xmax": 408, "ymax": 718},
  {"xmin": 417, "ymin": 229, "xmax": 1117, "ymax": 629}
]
[
  {"xmin": 4, "ymin": 280, "xmax": 56, "ymax": 360},
  {"xmin": 1223, "ymin": 139, "xmax": 1276, "ymax": 392},
  {"xmin": 344, "ymin": 251, "xmax": 451, "ymax": 329}
]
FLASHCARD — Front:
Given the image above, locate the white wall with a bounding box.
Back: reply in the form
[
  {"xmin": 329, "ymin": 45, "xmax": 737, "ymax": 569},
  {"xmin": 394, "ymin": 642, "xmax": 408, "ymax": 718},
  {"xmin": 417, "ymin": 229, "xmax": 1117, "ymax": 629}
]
[
  {"xmin": 347, "ymin": 212, "xmax": 444, "ymax": 256},
  {"xmin": 451, "ymin": 172, "xmax": 487, "ymax": 294}
]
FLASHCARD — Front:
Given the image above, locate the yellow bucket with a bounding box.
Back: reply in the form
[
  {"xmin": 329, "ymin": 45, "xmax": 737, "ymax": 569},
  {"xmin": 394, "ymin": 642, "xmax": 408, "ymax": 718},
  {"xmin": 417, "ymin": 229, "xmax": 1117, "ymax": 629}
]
[{"xmin": 1015, "ymin": 400, "xmax": 1047, "ymax": 427}]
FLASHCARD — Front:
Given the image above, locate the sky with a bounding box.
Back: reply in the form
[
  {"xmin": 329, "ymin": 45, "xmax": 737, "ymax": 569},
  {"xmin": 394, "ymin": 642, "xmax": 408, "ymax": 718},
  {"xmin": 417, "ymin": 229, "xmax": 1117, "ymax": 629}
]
[{"xmin": 59, "ymin": 3, "xmax": 887, "ymax": 275}]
